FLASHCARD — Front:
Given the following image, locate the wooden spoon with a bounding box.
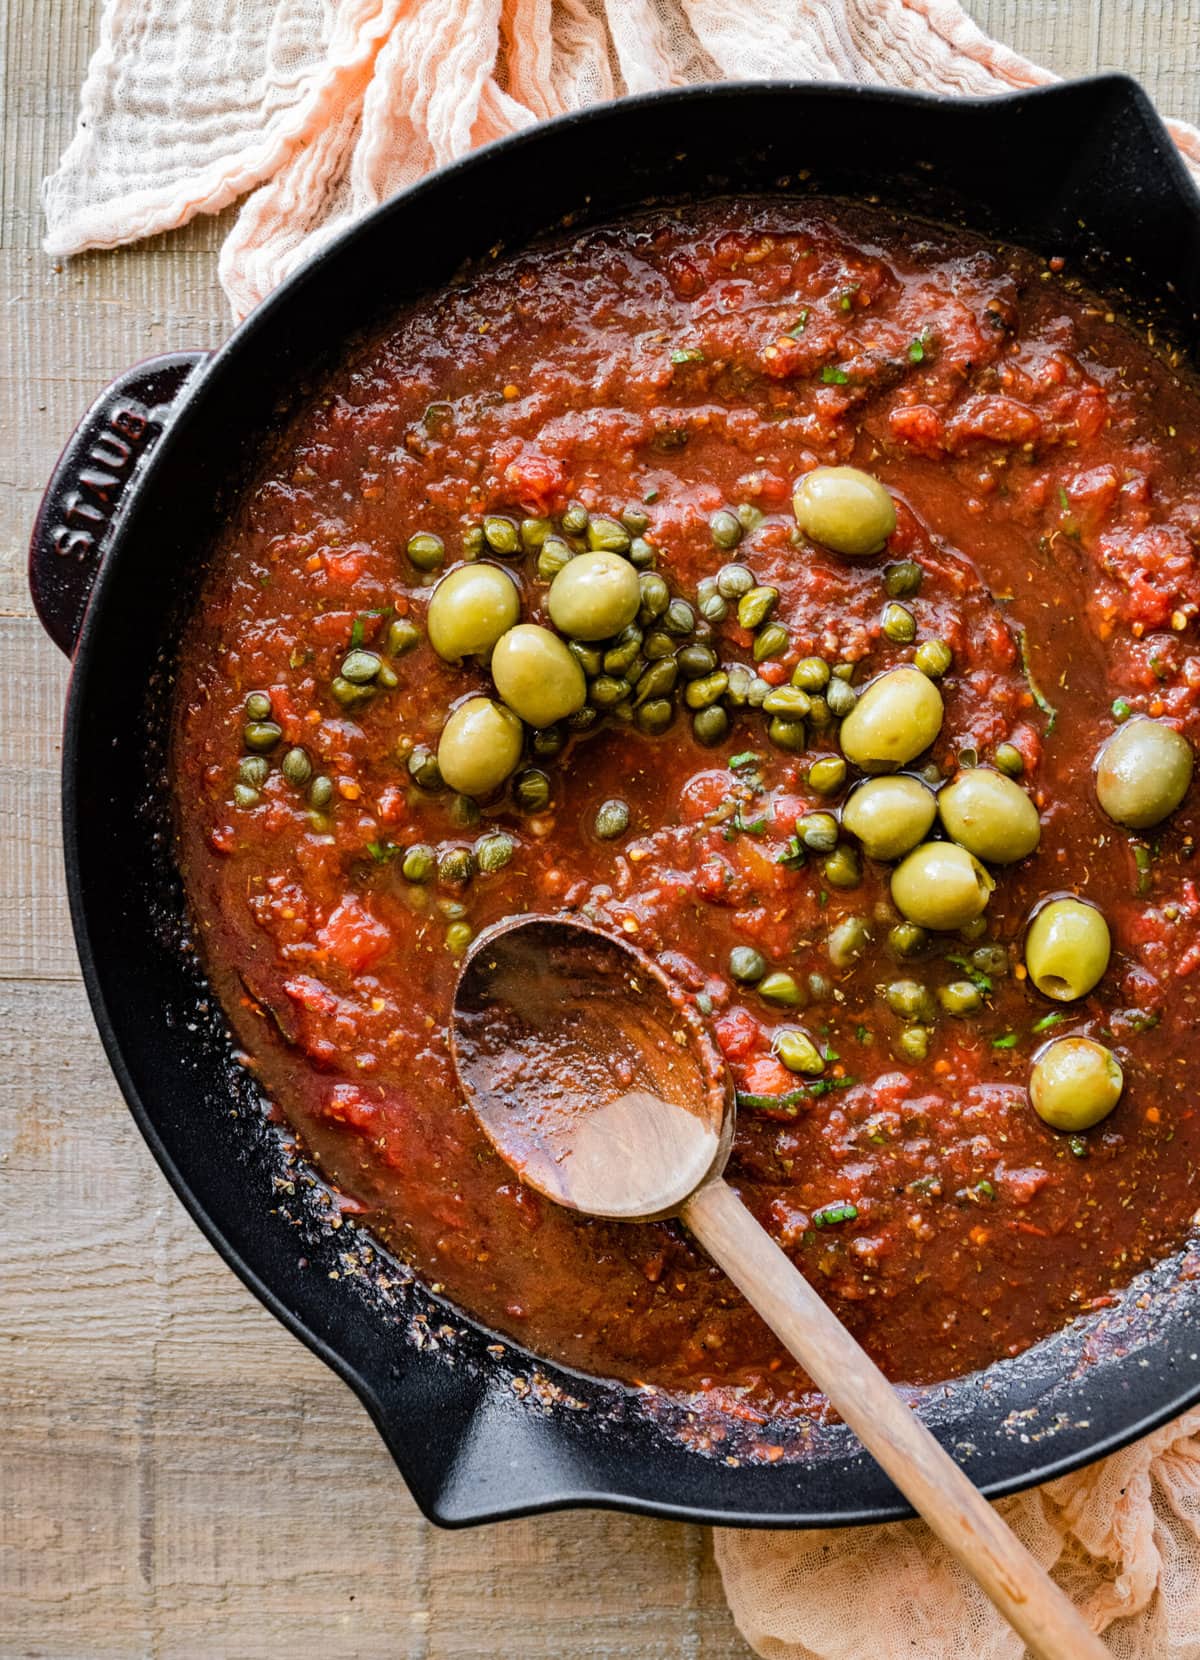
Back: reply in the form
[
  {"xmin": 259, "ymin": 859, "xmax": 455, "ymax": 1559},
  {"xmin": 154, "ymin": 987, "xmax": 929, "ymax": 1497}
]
[{"xmin": 451, "ymin": 915, "xmax": 1107, "ymax": 1660}]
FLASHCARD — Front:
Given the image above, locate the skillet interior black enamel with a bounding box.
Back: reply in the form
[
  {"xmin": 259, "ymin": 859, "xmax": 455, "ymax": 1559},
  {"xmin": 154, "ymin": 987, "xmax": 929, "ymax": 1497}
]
[{"xmin": 39, "ymin": 77, "xmax": 1200, "ymax": 1528}]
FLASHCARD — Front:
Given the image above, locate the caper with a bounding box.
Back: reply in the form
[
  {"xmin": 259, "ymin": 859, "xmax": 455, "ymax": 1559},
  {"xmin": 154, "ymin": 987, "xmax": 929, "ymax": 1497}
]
[
  {"xmin": 537, "ymin": 538, "xmax": 573, "ymax": 581},
  {"xmin": 622, "ymin": 506, "xmax": 650, "ymax": 535},
  {"xmin": 959, "ymin": 916, "xmax": 988, "ymax": 943},
  {"xmin": 1095, "ymin": 717, "xmax": 1194, "ymax": 829},
  {"xmin": 561, "ymin": 501, "xmax": 589, "ymax": 535},
  {"xmin": 244, "ymin": 720, "xmax": 283, "ymax": 751},
  {"xmin": 754, "ymin": 622, "xmax": 789, "ymax": 662},
  {"xmin": 549, "ymin": 550, "xmax": 642, "ymax": 641},
  {"xmin": 482, "ymin": 515, "xmax": 520, "ymax": 556},
  {"xmin": 808, "ymin": 756, "xmax": 847, "ymax": 795},
  {"xmin": 427, "ymin": 563, "xmax": 521, "ymax": 661},
  {"xmin": 386, "ymin": 617, "xmax": 421, "ymax": 656},
  {"xmin": 758, "ymin": 970, "xmax": 802, "ymax": 1007},
  {"xmin": 969, "ymin": 944, "xmax": 1010, "ymax": 978},
  {"xmin": 736, "ymin": 503, "xmax": 764, "ymax": 533},
  {"xmin": 438, "ymin": 846, "xmax": 476, "ymax": 885},
  {"xmin": 437, "ymin": 698, "xmax": 523, "ymax": 797},
  {"xmin": 828, "ymin": 915, "xmax": 870, "ymax": 968},
  {"xmin": 885, "ymin": 979, "xmax": 936, "ymax": 1023},
  {"xmin": 897, "ymin": 1025, "xmax": 931, "ymax": 1062},
  {"xmin": 798, "ymin": 812, "xmax": 839, "ymax": 854},
  {"xmin": 330, "ymin": 676, "xmax": 371, "ymax": 708},
  {"xmin": 792, "ymin": 658, "xmax": 830, "ymax": 693},
  {"xmin": 738, "ymin": 585, "xmax": 778, "ymax": 631},
  {"xmin": 700, "ymin": 592, "xmax": 729, "ymax": 623},
  {"xmin": 793, "ymin": 466, "xmax": 897, "ymax": 558},
  {"xmin": 643, "ymin": 630, "xmax": 675, "ymax": 662},
  {"xmin": 461, "ymin": 526, "xmax": 485, "ymax": 559},
  {"xmin": 843, "ymin": 775, "xmax": 937, "ymax": 861},
  {"xmin": 400, "ymin": 844, "xmax": 435, "ymax": 882},
  {"xmin": 823, "ymin": 846, "xmax": 861, "ymax": 889},
  {"xmin": 891, "ymin": 842, "xmax": 994, "ymax": 930},
  {"xmin": 567, "ymin": 703, "xmax": 599, "ymax": 732},
  {"xmin": 407, "ymin": 531, "xmax": 445, "ymax": 572},
  {"xmin": 939, "ymin": 980, "xmax": 983, "ymax": 1016},
  {"xmin": 994, "ymin": 741, "xmax": 1024, "ymax": 778},
  {"xmin": 634, "ymin": 658, "xmax": 678, "ymax": 705},
  {"xmin": 1030, "ymin": 1038, "xmax": 1123, "ymax": 1131},
  {"xmin": 693, "ymin": 705, "xmax": 729, "ymax": 746},
  {"xmin": 711, "ymin": 509, "xmax": 743, "ymax": 550},
  {"xmin": 768, "ymin": 716, "xmax": 807, "ymax": 753},
  {"xmin": 281, "ymin": 747, "xmax": 312, "ymax": 787},
  {"xmin": 446, "ymin": 794, "xmax": 480, "ymax": 830},
  {"xmin": 637, "ymin": 699, "xmax": 674, "ymax": 735},
  {"xmin": 807, "ymin": 694, "xmax": 830, "ymax": 727},
  {"xmin": 244, "ymin": 691, "xmax": 273, "ymax": 721},
  {"xmin": 341, "ymin": 649, "xmax": 382, "ymax": 685},
  {"xmin": 445, "ymin": 921, "xmax": 474, "ymax": 955},
  {"xmin": 638, "ymin": 572, "xmax": 670, "ymax": 618},
  {"xmin": 490, "ymin": 625, "xmax": 586, "ymax": 727},
  {"xmin": 729, "ymin": 945, "xmax": 767, "ymax": 984},
  {"xmin": 232, "ymin": 783, "xmax": 261, "ymax": 809},
  {"xmin": 512, "ymin": 768, "xmax": 552, "ymax": 813},
  {"xmin": 517, "ymin": 517, "xmax": 551, "ymax": 551},
  {"xmin": 725, "ymin": 664, "xmax": 756, "ymax": 706},
  {"xmin": 664, "ymin": 597, "xmax": 696, "ymax": 636},
  {"xmin": 825, "ymin": 677, "xmax": 858, "ymax": 719},
  {"xmin": 678, "ymin": 643, "xmax": 718, "ymax": 679},
  {"xmin": 590, "ymin": 675, "xmax": 631, "ymax": 708},
  {"xmin": 808, "ymin": 972, "xmax": 834, "ymax": 1003},
  {"xmin": 747, "ymin": 677, "xmax": 770, "ymax": 708},
  {"xmin": 309, "ymin": 774, "xmax": 334, "ymax": 810},
  {"xmin": 474, "ymin": 832, "xmax": 516, "ymax": 874},
  {"xmin": 407, "ymin": 744, "xmax": 443, "ymax": 791},
  {"xmin": 763, "ymin": 686, "xmax": 811, "ymax": 720},
  {"xmin": 937, "ymin": 768, "xmax": 1041, "ymax": 864},
  {"xmin": 882, "ymin": 602, "xmax": 916, "ymax": 644},
  {"xmin": 684, "ymin": 672, "xmax": 729, "ymax": 710},
  {"xmin": 586, "ymin": 516, "xmax": 631, "ymax": 554},
  {"xmin": 884, "ymin": 560, "xmax": 922, "ymax": 598},
  {"xmin": 838, "ymin": 667, "xmax": 944, "ymax": 773},
  {"xmin": 569, "ymin": 640, "xmax": 603, "ymax": 676},
  {"xmin": 239, "ymin": 755, "xmax": 270, "ymax": 788},
  {"xmin": 888, "ymin": 921, "xmax": 927, "ymax": 957},
  {"xmin": 594, "ymin": 798, "xmax": 631, "ymax": 840},
  {"xmin": 832, "ymin": 663, "xmax": 855, "ymax": 682},
  {"xmin": 914, "ymin": 639, "xmax": 952, "ymax": 679},
  {"xmin": 775, "ymin": 1030, "xmax": 825, "ymax": 1075},
  {"xmin": 628, "ymin": 538, "xmax": 655, "ymax": 569},
  {"xmin": 717, "ymin": 563, "xmax": 755, "ymax": 600},
  {"xmin": 1024, "ymin": 898, "xmax": 1111, "ymax": 1002}
]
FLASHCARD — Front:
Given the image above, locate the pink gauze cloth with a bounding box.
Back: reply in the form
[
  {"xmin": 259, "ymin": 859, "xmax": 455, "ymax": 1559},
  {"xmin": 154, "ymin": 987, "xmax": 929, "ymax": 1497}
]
[{"xmin": 41, "ymin": 5, "xmax": 1200, "ymax": 1657}]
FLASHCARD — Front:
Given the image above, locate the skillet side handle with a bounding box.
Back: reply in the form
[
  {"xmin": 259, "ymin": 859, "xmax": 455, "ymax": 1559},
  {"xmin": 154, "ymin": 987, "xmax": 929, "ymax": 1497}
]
[{"xmin": 28, "ymin": 351, "xmax": 209, "ymax": 656}]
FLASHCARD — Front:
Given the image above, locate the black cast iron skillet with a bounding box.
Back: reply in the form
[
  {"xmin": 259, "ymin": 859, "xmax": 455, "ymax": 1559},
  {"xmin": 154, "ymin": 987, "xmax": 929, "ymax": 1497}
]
[{"xmin": 29, "ymin": 77, "xmax": 1200, "ymax": 1529}]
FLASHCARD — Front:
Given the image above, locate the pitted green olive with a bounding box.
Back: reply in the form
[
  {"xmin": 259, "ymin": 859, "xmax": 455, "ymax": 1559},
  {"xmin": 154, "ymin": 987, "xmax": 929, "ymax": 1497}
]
[
  {"xmin": 436, "ymin": 697, "xmax": 524, "ymax": 796},
  {"xmin": 1024, "ymin": 898, "xmax": 1111, "ymax": 1002},
  {"xmin": 427, "ymin": 563, "xmax": 520, "ymax": 661},
  {"xmin": 937, "ymin": 767, "xmax": 1041, "ymax": 864},
  {"xmin": 838, "ymin": 667, "xmax": 944, "ymax": 773},
  {"xmin": 793, "ymin": 466, "xmax": 897, "ymax": 557},
  {"xmin": 490, "ymin": 624, "xmax": 586, "ymax": 727},
  {"xmin": 547, "ymin": 550, "xmax": 641, "ymax": 641},
  {"xmin": 842, "ymin": 775, "xmax": 936, "ymax": 861},
  {"xmin": 891, "ymin": 842, "xmax": 994, "ymax": 930},
  {"xmin": 1030, "ymin": 1038, "xmax": 1123, "ymax": 1131},
  {"xmin": 1095, "ymin": 717, "xmax": 1194, "ymax": 829}
]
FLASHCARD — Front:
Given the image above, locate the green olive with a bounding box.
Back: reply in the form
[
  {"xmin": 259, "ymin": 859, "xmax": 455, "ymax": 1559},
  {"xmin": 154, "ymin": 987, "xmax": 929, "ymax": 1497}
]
[
  {"xmin": 1029, "ymin": 1038, "xmax": 1123, "ymax": 1131},
  {"xmin": 842, "ymin": 775, "xmax": 936, "ymax": 861},
  {"xmin": 1024, "ymin": 898, "xmax": 1111, "ymax": 1002},
  {"xmin": 838, "ymin": 667, "xmax": 944, "ymax": 773},
  {"xmin": 490, "ymin": 624, "xmax": 586, "ymax": 727},
  {"xmin": 937, "ymin": 768, "xmax": 1041, "ymax": 864},
  {"xmin": 436, "ymin": 697, "xmax": 524, "ymax": 796},
  {"xmin": 548, "ymin": 550, "xmax": 641, "ymax": 641},
  {"xmin": 427, "ymin": 563, "xmax": 521, "ymax": 661},
  {"xmin": 793, "ymin": 466, "xmax": 897, "ymax": 558},
  {"xmin": 1095, "ymin": 717, "xmax": 1194, "ymax": 829},
  {"xmin": 891, "ymin": 842, "xmax": 994, "ymax": 930}
]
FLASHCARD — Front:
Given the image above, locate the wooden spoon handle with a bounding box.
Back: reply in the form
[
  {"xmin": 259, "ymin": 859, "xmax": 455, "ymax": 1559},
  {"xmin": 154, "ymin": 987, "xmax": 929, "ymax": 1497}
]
[{"xmin": 681, "ymin": 1177, "xmax": 1107, "ymax": 1660}]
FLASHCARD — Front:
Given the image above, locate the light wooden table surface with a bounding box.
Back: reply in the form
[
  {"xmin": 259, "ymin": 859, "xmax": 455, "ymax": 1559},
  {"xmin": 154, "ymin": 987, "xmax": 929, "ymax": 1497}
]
[{"xmin": 2, "ymin": 5, "xmax": 1197, "ymax": 1656}]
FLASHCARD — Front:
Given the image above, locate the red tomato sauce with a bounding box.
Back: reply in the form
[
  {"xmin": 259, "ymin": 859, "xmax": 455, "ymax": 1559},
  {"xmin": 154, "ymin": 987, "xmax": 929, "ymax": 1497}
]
[{"xmin": 174, "ymin": 202, "xmax": 1200, "ymax": 1422}]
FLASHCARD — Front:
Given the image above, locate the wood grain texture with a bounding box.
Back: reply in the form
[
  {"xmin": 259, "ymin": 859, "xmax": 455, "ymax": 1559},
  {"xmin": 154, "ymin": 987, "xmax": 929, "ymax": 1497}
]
[{"xmin": 0, "ymin": 4, "xmax": 1195, "ymax": 1656}]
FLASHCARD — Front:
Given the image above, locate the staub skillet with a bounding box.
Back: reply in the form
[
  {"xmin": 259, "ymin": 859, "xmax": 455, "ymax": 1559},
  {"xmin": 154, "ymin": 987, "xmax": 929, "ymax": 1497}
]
[{"xmin": 30, "ymin": 78, "xmax": 1200, "ymax": 1529}]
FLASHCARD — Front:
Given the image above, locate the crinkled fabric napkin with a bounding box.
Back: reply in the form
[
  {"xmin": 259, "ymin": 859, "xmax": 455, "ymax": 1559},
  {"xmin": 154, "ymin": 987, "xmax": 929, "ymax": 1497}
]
[{"xmin": 42, "ymin": 4, "xmax": 1200, "ymax": 1655}]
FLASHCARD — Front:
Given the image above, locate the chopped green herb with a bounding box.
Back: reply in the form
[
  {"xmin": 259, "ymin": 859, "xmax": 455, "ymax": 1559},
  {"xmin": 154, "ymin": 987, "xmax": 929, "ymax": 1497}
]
[
  {"xmin": 776, "ymin": 835, "xmax": 806, "ymax": 869},
  {"xmin": 643, "ymin": 487, "xmax": 659, "ymax": 504},
  {"xmin": 1127, "ymin": 1009, "xmax": 1161, "ymax": 1034},
  {"xmin": 729, "ymin": 751, "xmax": 763, "ymax": 771},
  {"xmin": 723, "ymin": 808, "xmax": 767, "ymax": 839},
  {"xmin": 1032, "ymin": 1011, "xmax": 1067, "ymax": 1034},
  {"xmin": 696, "ymin": 991, "xmax": 713, "ymax": 1016},
  {"xmin": 974, "ymin": 1179, "xmax": 996, "ymax": 1199},
  {"xmin": 350, "ymin": 616, "xmax": 366, "ymax": 649},
  {"xmin": 946, "ymin": 953, "xmax": 992, "ymax": 994},
  {"xmin": 1057, "ymin": 484, "xmax": 1071, "ymax": 512},
  {"xmin": 365, "ymin": 840, "xmax": 401, "ymax": 864},
  {"xmin": 907, "ymin": 1174, "xmax": 941, "ymax": 1198},
  {"xmin": 787, "ymin": 310, "xmax": 810, "ymax": 337},
  {"xmin": 670, "ymin": 347, "xmax": 706, "ymax": 366},
  {"xmin": 1016, "ymin": 627, "xmax": 1058, "ymax": 734},
  {"xmin": 992, "ymin": 1032, "xmax": 1019, "ymax": 1050},
  {"xmin": 1112, "ymin": 696, "xmax": 1132, "ymax": 722},
  {"xmin": 1069, "ymin": 1136, "xmax": 1089, "ymax": 1158},
  {"xmin": 1133, "ymin": 842, "xmax": 1153, "ymax": 896},
  {"xmin": 812, "ymin": 1201, "xmax": 858, "ymax": 1228},
  {"xmin": 838, "ymin": 286, "xmax": 860, "ymax": 312},
  {"xmin": 907, "ymin": 330, "xmax": 932, "ymax": 363},
  {"xmin": 821, "ymin": 364, "xmax": 850, "ymax": 385},
  {"xmin": 855, "ymin": 1024, "xmax": 872, "ymax": 1045}
]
